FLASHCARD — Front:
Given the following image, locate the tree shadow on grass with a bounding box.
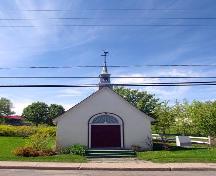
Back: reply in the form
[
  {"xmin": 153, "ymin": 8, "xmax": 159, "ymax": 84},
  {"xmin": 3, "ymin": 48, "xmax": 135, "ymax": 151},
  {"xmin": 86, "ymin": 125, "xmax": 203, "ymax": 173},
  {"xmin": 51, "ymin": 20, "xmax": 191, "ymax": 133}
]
[{"xmin": 153, "ymin": 142, "xmax": 208, "ymax": 151}]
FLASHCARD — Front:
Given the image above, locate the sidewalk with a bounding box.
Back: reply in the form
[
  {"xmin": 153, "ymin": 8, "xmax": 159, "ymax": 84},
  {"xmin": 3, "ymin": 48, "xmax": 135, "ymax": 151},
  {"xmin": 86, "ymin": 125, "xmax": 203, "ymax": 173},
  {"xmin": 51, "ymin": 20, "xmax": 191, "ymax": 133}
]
[{"xmin": 0, "ymin": 161, "xmax": 216, "ymax": 171}]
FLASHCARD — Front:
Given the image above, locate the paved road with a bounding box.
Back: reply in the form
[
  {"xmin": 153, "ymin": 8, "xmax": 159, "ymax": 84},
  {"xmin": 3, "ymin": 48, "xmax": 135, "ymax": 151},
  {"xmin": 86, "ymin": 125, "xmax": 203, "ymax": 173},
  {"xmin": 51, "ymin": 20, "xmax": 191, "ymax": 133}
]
[{"xmin": 0, "ymin": 170, "xmax": 216, "ymax": 176}]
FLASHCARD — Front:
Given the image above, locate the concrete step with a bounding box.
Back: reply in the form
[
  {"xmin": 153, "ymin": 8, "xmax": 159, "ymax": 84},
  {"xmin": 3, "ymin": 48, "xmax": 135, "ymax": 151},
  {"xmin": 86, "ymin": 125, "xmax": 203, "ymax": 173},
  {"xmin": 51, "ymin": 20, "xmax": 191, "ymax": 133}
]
[
  {"xmin": 86, "ymin": 149, "xmax": 136, "ymax": 158},
  {"xmin": 87, "ymin": 155, "xmax": 136, "ymax": 158},
  {"xmin": 86, "ymin": 149, "xmax": 135, "ymax": 153}
]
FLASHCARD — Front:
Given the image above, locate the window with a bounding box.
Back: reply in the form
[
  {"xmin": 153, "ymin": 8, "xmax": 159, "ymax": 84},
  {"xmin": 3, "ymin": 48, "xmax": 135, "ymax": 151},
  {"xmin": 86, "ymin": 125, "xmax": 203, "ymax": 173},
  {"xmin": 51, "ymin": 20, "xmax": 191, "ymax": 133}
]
[{"xmin": 92, "ymin": 115, "xmax": 119, "ymax": 124}]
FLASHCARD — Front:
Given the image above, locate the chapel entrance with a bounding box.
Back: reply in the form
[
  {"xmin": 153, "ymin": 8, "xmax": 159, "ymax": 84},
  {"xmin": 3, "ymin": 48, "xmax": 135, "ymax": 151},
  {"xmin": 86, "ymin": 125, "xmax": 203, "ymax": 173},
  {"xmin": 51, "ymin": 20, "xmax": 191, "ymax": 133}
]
[
  {"xmin": 89, "ymin": 113, "xmax": 123, "ymax": 148},
  {"xmin": 91, "ymin": 125, "xmax": 121, "ymax": 148}
]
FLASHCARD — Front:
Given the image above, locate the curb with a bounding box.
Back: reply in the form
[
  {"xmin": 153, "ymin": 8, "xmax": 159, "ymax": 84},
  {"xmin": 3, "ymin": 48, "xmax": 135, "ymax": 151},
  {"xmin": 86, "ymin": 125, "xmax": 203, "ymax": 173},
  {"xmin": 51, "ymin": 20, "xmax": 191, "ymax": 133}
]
[
  {"xmin": 79, "ymin": 167, "xmax": 171, "ymax": 171},
  {"xmin": 170, "ymin": 167, "xmax": 216, "ymax": 171},
  {"xmin": 0, "ymin": 165, "xmax": 170, "ymax": 171},
  {"xmin": 0, "ymin": 166, "xmax": 80, "ymax": 170},
  {"xmin": 1, "ymin": 162, "xmax": 216, "ymax": 171}
]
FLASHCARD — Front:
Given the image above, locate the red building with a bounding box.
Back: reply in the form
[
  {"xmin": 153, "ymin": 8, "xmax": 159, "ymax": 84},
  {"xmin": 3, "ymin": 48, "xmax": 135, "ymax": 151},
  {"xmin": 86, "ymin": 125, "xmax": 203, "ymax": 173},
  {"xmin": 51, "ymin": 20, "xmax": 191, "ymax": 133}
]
[{"xmin": 0, "ymin": 115, "xmax": 23, "ymax": 125}]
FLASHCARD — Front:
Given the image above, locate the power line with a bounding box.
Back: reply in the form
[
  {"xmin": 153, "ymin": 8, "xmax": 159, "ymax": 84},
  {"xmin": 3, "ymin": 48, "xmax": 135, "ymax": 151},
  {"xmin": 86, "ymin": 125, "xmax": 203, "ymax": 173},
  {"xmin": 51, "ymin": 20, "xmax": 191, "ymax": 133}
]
[
  {"xmin": 58, "ymin": 24, "xmax": 213, "ymax": 27},
  {"xmin": 1, "ymin": 83, "xmax": 216, "ymax": 88},
  {"xmin": 0, "ymin": 76, "xmax": 216, "ymax": 79},
  {"xmin": 24, "ymin": 9, "xmax": 65, "ymax": 11},
  {"xmin": 0, "ymin": 24, "xmax": 215, "ymax": 28},
  {"xmin": 0, "ymin": 64, "xmax": 216, "ymax": 69},
  {"xmin": 1, "ymin": 81, "xmax": 216, "ymax": 86},
  {"xmin": 2, "ymin": 17, "xmax": 216, "ymax": 20},
  {"xmin": 124, "ymin": 81, "xmax": 216, "ymax": 84},
  {"xmin": 19, "ymin": 9, "xmax": 193, "ymax": 11},
  {"xmin": 0, "ymin": 25, "xmax": 36, "ymax": 28},
  {"xmin": 50, "ymin": 17, "xmax": 92, "ymax": 20},
  {"xmin": 88, "ymin": 8, "xmax": 192, "ymax": 11},
  {"xmin": 0, "ymin": 18, "xmax": 32, "ymax": 20}
]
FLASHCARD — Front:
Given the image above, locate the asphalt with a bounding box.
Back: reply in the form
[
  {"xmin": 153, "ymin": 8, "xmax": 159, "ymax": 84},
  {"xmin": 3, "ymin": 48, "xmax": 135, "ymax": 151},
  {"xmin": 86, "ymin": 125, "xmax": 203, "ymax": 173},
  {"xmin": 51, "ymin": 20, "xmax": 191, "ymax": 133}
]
[{"xmin": 0, "ymin": 161, "xmax": 216, "ymax": 171}]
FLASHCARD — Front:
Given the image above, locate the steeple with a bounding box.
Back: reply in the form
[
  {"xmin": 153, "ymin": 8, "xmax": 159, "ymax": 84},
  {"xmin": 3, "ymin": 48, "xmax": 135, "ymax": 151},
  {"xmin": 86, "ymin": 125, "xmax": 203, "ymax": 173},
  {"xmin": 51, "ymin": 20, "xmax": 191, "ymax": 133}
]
[{"xmin": 99, "ymin": 51, "xmax": 112, "ymax": 89}]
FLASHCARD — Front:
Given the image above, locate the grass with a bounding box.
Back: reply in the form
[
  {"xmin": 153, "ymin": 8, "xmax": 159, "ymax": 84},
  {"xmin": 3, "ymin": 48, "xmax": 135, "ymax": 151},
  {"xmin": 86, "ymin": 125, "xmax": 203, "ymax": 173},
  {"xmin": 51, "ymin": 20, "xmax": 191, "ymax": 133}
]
[
  {"xmin": 1, "ymin": 136, "xmax": 216, "ymax": 163},
  {"xmin": 0, "ymin": 136, "xmax": 86, "ymax": 162},
  {"xmin": 137, "ymin": 143, "xmax": 216, "ymax": 163}
]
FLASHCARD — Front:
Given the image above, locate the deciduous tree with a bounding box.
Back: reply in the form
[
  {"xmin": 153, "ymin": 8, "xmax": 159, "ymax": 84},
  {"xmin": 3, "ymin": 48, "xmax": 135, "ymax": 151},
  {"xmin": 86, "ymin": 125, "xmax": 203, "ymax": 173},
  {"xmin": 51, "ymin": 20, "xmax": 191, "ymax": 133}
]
[
  {"xmin": 154, "ymin": 101, "xmax": 175, "ymax": 135},
  {"xmin": 114, "ymin": 87, "xmax": 160, "ymax": 116},
  {"xmin": 0, "ymin": 97, "xmax": 15, "ymax": 116},
  {"xmin": 0, "ymin": 97, "xmax": 15, "ymax": 123},
  {"xmin": 47, "ymin": 104, "xmax": 65, "ymax": 125},
  {"xmin": 22, "ymin": 102, "xmax": 49, "ymax": 126}
]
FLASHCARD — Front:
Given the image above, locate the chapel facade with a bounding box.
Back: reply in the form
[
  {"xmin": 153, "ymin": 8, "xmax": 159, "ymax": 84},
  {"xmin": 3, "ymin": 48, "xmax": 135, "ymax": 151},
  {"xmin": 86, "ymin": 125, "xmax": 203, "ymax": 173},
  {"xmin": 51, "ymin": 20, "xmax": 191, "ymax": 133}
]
[{"xmin": 54, "ymin": 55, "xmax": 154, "ymax": 150}]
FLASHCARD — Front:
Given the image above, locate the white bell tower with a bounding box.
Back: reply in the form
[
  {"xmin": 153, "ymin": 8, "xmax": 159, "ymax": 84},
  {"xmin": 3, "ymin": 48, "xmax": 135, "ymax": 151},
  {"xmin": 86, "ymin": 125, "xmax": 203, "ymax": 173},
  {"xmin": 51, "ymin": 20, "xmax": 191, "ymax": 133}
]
[{"xmin": 99, "ymin": 51, "xmax": 112, "ymax": 89}]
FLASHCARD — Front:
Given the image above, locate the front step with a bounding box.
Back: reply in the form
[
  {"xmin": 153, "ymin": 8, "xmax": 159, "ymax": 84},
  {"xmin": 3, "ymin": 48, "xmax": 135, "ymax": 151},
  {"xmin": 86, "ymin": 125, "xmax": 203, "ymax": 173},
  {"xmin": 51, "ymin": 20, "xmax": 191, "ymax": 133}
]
[{"xmin": 86, "ymin": 149, "xmax": 136, "ymax": 158}]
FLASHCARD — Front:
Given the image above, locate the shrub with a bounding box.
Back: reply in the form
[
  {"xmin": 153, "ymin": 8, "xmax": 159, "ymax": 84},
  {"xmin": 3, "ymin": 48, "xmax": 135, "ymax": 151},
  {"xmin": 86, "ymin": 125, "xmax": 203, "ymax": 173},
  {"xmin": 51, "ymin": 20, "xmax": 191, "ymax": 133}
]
[
  {"xmin": 13, "ymin": 131, "xmax": 56, "ymax": 157},
  {"xmin": 0, "ymin": 125, "xmax": 56, "ymax": 137},
  {"xmin": 60, "ymin": 144, "xmax": 87, "ymax": 156},
  {"xmin": 13, "ymin": 147, "xmax": 56, "ymax": 157},
  {"xmin": 26, "ymin": 131, "xmax": 54, "ymax": 150}
]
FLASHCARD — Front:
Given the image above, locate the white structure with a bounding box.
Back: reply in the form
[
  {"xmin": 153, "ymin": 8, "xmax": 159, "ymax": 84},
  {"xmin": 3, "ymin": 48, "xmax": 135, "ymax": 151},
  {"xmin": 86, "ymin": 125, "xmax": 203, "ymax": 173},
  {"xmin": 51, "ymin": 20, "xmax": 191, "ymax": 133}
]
[
  {"xmin": 54, "ymin": 54, "xmax": 154, "ymax": 150},
  {"xmin": 176, "ymin": 136, "xmax": 192, "ymax": 147}
]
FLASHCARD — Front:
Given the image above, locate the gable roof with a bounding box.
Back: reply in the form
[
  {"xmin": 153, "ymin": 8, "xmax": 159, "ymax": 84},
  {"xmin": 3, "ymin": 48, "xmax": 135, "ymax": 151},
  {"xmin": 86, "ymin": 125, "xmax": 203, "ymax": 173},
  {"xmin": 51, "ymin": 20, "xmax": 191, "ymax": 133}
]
[{"xmin": 53, "ymin": 87, "xmax": 155, "ymax": 123}]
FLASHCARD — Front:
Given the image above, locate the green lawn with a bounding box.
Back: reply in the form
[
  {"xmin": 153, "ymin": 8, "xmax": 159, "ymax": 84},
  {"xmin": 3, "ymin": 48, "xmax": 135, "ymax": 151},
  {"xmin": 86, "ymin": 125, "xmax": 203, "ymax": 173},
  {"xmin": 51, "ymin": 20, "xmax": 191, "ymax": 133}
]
[
  {"xmin": 0, "ymin": 137, "xmax": 86, "ymax": 162},
  {"xmin": 137, "ymin": 145, "xmax": 216, "ymax": 163},
  {"xmin": 1, "ymin": 136, "xmax": 216, "ymax": 163}
]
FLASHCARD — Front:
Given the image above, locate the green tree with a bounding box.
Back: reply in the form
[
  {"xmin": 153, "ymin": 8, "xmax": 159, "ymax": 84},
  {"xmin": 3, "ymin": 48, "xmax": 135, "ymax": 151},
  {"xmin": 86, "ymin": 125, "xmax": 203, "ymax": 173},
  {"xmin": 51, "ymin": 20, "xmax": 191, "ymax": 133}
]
[
  {"xmin": 190, "ymin": 101, "xmax": 216, "ymax": 136},
  {"xmin": 22, "ymin": 102, "xmax": 49, "ymax": 126},
  {"xmin": 0, "ymin": 97, "xmax": 15, "ymax": 124},
  {"xmin": 0, "ymin": 97, "xmax": 15, "ymax": 116},
  {"xmin": 47, "ymin": 104, "xmax": 65, "ymax": 125},
  {"xmin": 114, "ymin": 87, "xmax": 160, "ymax": 116},
  {"xmin": 154, "ymin": 101, "xmax": 175, "ymax": 135},
  {"xmin": 172, "ymin": 100, "xmax": 193, "ymax": 135}
]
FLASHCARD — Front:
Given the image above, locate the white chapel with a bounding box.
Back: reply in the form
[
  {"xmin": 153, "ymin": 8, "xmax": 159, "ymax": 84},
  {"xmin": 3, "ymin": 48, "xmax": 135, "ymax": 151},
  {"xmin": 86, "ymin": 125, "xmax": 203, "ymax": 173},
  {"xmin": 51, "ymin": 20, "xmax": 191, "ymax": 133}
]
[{"xmin": 54, "ymin": 54, "xmax": 154, "ymax": 150}]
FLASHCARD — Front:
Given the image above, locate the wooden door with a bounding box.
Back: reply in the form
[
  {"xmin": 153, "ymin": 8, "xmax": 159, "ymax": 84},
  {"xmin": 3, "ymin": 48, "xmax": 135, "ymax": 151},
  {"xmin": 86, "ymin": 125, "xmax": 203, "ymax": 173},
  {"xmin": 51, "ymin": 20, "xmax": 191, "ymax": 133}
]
[{"xmin": 91, "ymin": 125, "xmax": 121, "ymax": 148}]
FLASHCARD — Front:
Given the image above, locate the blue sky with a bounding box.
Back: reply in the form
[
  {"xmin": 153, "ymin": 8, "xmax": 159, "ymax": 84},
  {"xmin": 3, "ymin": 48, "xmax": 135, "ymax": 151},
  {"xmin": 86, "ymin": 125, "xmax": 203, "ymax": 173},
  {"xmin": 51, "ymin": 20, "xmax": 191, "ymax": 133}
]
[{"xmin": 0, "ymin": 0, "xmax": 216, "ymax": 114}]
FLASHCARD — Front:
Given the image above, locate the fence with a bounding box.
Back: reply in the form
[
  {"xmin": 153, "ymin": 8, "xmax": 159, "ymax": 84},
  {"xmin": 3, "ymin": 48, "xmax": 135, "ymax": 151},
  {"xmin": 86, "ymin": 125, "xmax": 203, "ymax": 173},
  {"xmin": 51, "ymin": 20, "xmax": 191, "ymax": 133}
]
[{"xmin": 152, "ymin": 134, "xmax": 210, "ymax": 145}]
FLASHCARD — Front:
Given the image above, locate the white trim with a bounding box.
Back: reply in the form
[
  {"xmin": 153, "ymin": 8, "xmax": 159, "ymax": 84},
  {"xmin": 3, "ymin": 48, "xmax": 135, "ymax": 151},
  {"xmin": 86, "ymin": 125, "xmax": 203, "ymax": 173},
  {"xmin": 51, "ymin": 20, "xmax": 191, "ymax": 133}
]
[{"xmin": 88, "ymin": 113, "xmax": 124, "ymax": 148}]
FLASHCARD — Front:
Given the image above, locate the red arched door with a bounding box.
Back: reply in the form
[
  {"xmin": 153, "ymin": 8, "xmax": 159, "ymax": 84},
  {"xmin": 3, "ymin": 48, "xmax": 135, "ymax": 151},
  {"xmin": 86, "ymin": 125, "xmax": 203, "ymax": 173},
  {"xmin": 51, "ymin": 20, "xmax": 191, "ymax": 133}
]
[
  {"xmin": 91, "ymin": 125, "xmax": 121, "ymax": 148},
  {"xmin": 89, "ymin": 113, "xmax": 123, "ymax": 148}
]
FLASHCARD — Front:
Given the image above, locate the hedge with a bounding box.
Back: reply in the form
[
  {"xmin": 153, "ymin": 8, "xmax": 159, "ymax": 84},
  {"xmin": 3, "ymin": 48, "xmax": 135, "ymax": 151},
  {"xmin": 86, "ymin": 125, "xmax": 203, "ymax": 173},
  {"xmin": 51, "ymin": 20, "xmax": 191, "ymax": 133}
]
[{"xmin": 0, "ymin": 125, "xmax": 56, "ymax": 137}]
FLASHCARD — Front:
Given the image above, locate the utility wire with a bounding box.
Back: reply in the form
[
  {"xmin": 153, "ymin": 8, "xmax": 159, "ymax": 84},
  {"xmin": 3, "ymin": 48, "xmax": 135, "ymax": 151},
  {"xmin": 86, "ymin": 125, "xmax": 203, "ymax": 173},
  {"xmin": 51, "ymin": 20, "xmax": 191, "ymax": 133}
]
[
  {"xmin": 1, "ymin": 81, "xmax": 216, "ymax": 86},
  {"xmin": 0, "ymin": 24, "xmax": 215, "ymax": 28},
  {"xmin": 2, "ymin": 17, "xmax": 216, "ymax": 20},
  {"xmin": 1, "ymin": 83, "xmax": 216, "ymax": 88},
  {"xmin": 20, "ymin": 9, "xmax": 191, "ymax": 11},
  {"xmin": 0, "ymin": 25, "xmax": 36, "ymax": 28},
  {"xmin": 0, "ymin": 64, "xmax": 216, "ymax": 69},
  {"xmin": 58, "ymin": 24, "xmax": 213, "ymax": 27},
  {"xmin": 0, "ymin": 18, "xmax": 32, "ymax": 20},
  {"xmin": 21, "ymin": 8, "xmax": 201, "ymax": 12},
  {"xmin": 120, "ymin": 81, "xmax": 216, "ymax": 84},
  {"xmin": 0, "ymin": 76, "xmax": 216, "ymax": 79},
  {"xmin": 88, "ymin": 8, "xmax": 191, "ymax": 11}
]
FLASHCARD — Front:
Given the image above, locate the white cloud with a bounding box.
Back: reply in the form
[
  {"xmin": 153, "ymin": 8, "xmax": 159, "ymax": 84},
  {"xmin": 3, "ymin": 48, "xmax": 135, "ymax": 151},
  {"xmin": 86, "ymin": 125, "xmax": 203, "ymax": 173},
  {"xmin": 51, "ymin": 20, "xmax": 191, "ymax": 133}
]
[
  {"xmin": 57, "ymin": 88, "xmax": 83, "ymax": 97},
  {"xmin": 11, "ymin": 98, "xmax": 75, "ymax": 115},
  {"xmin": 113, "ymin": 73, "xmax": 160, "ymax": 84},
  {"xmin": 0, "ymin": 1, "xmax": 99, "ymax": 66},
  {"xmin": 112, "ymin": 68, "xmax": 202, "ymax": 102},
  {"xmin": 61, "ymin": 103, "xmax": 75, "ymax": 111},
  {"xmin": 12, "ymin": 99, "xmax": 32, "ymax": 115}
]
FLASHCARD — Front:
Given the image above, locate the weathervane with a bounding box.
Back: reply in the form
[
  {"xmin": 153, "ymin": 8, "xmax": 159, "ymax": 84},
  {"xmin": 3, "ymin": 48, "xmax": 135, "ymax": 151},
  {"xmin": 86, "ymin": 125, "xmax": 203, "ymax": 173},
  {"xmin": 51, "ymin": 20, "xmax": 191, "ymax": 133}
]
[{"xmin": 101, "ymin": 50, "xmax": 109, "ymax": 67}]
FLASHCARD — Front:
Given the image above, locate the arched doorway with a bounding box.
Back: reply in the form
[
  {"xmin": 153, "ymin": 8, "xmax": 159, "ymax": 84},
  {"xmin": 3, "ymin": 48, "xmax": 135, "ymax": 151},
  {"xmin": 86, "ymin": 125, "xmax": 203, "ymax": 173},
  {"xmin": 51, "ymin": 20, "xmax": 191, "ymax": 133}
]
[{"xmin": 88, "ymin": 113, "xmax": 124, "ymax": 148}]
